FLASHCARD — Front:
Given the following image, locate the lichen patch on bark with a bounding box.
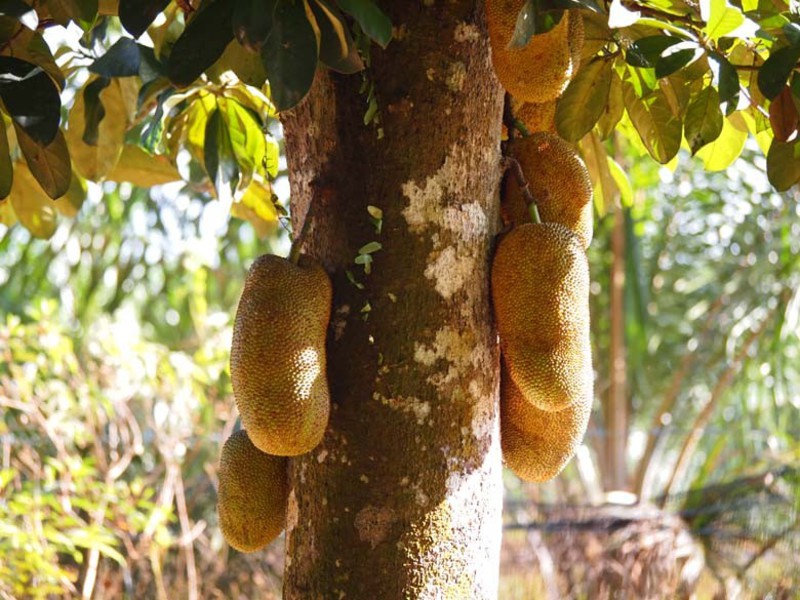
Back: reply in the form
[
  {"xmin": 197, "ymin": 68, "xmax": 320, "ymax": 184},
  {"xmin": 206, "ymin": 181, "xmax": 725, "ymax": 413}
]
[
  {"xmin": 354, "ymin": 505, "xmax": 398, "ymax": 549},
  {"xmin": 373, "ymin": 392, "xmax": 431, "ymax": 425}
]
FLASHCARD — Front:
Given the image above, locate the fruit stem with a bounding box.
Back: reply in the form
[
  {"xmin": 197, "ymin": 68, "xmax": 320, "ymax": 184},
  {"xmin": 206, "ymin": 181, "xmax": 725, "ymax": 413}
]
[{"xmin": 501, "ymin": 156, "xmax": 540, "ymax": 223}]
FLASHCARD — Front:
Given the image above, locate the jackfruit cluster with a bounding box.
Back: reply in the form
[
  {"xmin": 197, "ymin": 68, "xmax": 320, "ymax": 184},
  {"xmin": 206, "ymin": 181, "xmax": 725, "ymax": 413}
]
[
  {"xmin": 500, "ymin": 361, "xmax": 592, "ymax": 482},
  {"xmin": 502, "ymin": 133, "xmax": 593, "ymax": 248},
  {"xmin": 487, "ymin": 3, "xmax": 584, "ymax": 104},
  {"xmin": 230, "ymin": 254, "xmax": 332, "ymax": 457},
  {"xmin": 492, "ymin": 223, "xmax": 592, "ymax": 414},
  {"xmin": 217, "ymin": 430, "xmax": 289, "ymax": 552}
]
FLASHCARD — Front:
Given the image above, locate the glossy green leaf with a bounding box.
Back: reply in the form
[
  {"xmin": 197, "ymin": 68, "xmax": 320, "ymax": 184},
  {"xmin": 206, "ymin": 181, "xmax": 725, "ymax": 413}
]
[
  {"xmin": 260, "ymin": 1, "xmax": 318, "ymax": 111},
  {"xmin": 758, "ymin": 44, "xmax": 800, "ymax": 100},
  {"xmin": 684, "ymin": 86, "xmax": 723, "ymax": 155},
  {"xmin": 14, "ymin": 124, "xmax": 71, "ymax": 198},
  {"xmin": 89, "ymin": 38, "xmax": 143, "ymax": 78},
  {"xmin": 556, "ymin": 57, "xmax": 612, "ymax": 143},
  {"xmin": 607, "ymin": 156, "xmax": 633, "ymax": 207},
  {"xmin": 0, "ymin": 118, "xmax": 11, "ymax": 199},
  {"xmin": 204, "ymin": 107, "xmax": 240, "ymax": 200},
  {"xmin": 214, "ymin": 40, "xmax": 268, "ymax": 87},
  {"xmin": 167, "ymin": 0, "xmax": 235, "ymax": 88},
  {"xmin": 622, "ymin": 82, "xmax": 682, "ymax": 163},
  {"xmin": 708, "ymin": 51, "xmax": 739, "ymax": 113},
  {"xmin": 766, "ymin": 138, "xmax": 800, "ymax": 191},
  {"xmin": 218, "ymin": 96, "xmax": 265, "ymax": 187},
  {"xmin": 654, "ymin": 44, "xmax": 703, "ymax": 79},
  {"xmin": 335, "ymin": 0, "xmax": 392, "ymax": 48},
  {"xmin": 626, "ymin": 35, "xmax": 684, "ymax": 69},
  {"xmin": 81, "ymin": 76, "xmax": 110, "ymax": 145},
  {"xmin": 232, "ymin": 0, "xmax": 277, "ymax": 51},
  {"xmin": 695, "ymin": 112, "xmax": 747, "ymax": 171},
  {"xmin": 119, "ymin": 0, "xmax": 170, "ymax": 38},
  {"xmin": 312, "ymin": 0, "xmax": 364, "ymax": 74},
  {"xmin": 0, "ymin": 56, "xmax": 62, "ymax": 145}
]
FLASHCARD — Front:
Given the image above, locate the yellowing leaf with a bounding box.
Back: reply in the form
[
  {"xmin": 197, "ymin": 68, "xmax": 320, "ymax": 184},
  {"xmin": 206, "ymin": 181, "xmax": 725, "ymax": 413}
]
[
  {"xmin": 105, "ymin": 144, "xmax": 182, "ymax": 186},
  {"xmin": 231, "ymin": 178, "xmax": 278, "ymax": 238},
  {"xmin": 8, "ymin": 162, "xmax": 58, "ymax": 239},
  {"xmin": 695, "ymin": 112, "xmax": 748, "ymax": 171},
  {"xmin": 65, "ymin": 77, "xmax": 128, "ymax": 180}
]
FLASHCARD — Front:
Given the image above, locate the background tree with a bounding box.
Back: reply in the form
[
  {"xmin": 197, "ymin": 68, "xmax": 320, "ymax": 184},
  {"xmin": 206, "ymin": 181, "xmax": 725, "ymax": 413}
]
[{"xmin": 1, "ymin": 0, "xmax": 799, "ymax": 597}]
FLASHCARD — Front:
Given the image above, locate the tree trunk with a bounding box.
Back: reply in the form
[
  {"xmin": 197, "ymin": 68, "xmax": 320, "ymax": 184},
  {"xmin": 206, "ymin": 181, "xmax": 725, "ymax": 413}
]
[{"xmin": 280, "ymin": 3, "xmax": 505, "ymax": 598}]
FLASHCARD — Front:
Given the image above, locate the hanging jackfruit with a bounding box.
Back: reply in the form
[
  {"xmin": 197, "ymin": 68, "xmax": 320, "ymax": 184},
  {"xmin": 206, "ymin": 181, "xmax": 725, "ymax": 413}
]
[
  {"xmin": 491, "ymin": 222, "xmax": 592, "ymax": 412},
  {"xmin": 217, "ymin": 429, "xmax": 289, "ymax": 552},
  {"xmin": 501, "ymin": 361, "xmax": 592, "ymax": 482},
  {"xmin": 511, "ymin": 98, "xmax": 557, "ymax": 135},
  {"xmin": 486, "ymin": 5, "xmax": 584, "ymax": 104},
  {"xmin": 231, "ymin": 254, "xmax": 332, "ymax": 456},
  {"xmin": 502, "ymin": 132, "xmax": 593, "ymax": 248}
]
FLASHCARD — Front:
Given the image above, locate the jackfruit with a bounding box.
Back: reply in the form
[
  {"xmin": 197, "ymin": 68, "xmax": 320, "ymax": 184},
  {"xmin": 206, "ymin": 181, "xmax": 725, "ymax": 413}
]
[
  {"xmin": 512, "ymin": 98, "xmax": 557, "ymax": 135},
  {"xmin": 231, "ymin": 254, "xmax": 332, "ymax": 456},
  {"xmin": 491, "ymin": 222, "xmax": 592, "ymax": 411},
  {"xmin": 217, "ymin": 429, "xmax": 289, "ymax": 552},
  {"xmin": 487, "ymin": 5, "xmax": 584, "ymax": 104},
  {"xmin": 501, "ymin": 361, "xmax": 592, "ymax": 482},
  {"xmin": 502, "ymin": 132, "xmax": 593, "ymax": 248}
]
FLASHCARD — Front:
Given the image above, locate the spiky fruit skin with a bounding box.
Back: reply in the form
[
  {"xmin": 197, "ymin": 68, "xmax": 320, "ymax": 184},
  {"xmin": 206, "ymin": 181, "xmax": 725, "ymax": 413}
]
[
  {"xmin": 511, "ymin": 98, "xmax": 557, "ymax": 135},
  {"xmin": 217, "ymin": 430, "xmax": 289, "ymax": 552},
  {"xmin": 231, "ymin": 254, "xmax": 332, "ymax": 456},
  {"xmin": 486, "ymin": 5, "xmax": 583, "ymax": 103},
  {"xmin": 500, "ymin": 361, "xmax": 592, "ymax": 482},
  {"xmin": 491, "ymin": 223, "xmax": 592, "ymax": 411},
  {"xmin": 502, "ymin": 133, "xmax": 593, "ymax": 248}
]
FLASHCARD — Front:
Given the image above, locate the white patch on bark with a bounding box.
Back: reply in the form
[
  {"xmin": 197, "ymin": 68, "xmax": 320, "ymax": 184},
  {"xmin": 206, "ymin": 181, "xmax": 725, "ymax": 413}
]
[
  {"xmin": 373, "ymin": 392, "xmax": 431, "ymax": 425},
  {"xmin": 424, "ymin": 247, "xmax": 475, "ymax": 300},
  {"xmin": 446, "ymin": 61, "xmax": 467, "ymax": 92},
  {"xmin": 454, "ymin": 22, "xmax": 481, "ymax": 43},
  {"xmin": 354, "ymin": 505, "xmax": 397, "ymax": 548},
  {"xmin": 413, "ymin": 326, "xmax": 493, "ymax": 388},
  {"xmin": 286, "ymin": 489, "xmax": 299, "ymax": 536}
]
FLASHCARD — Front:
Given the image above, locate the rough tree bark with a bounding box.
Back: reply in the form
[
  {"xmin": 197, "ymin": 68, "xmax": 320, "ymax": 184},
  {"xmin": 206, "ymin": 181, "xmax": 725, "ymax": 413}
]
[{"xmin": 280, "ymin": 2, "xmax": 505, "ymax": 597}]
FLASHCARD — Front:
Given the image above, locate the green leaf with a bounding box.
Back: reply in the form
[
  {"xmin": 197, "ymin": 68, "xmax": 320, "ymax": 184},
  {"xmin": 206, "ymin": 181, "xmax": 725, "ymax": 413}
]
[
  {"xmin": 622, "ymin": 81, "xmax": 682, "ymax": 163},
  {"xmin": 335, "ymin": 0, "xmax": 392, "ymax": 48},
  {"xmin": 204, "ymin": 107, "xmax": 240, "ymax": 200},
  {"xmin": 119, "ymin": 0, "xmax": 170, "ymax": 38},
  {"xmin": 0, "ymin": 56, "xmax": 62, "ymax": 145},
  {"xmin": 556, "ymin": 57, "xmax": 612, "ymax": 143},
  {"xmin": 218, "ymin": 96, "xmax": 265, "ymax": 188},
  {"xmin": 358, "ymin": 241, "xmax": 382, "ymax": 254},
  {"xmin": 653, "ymin": 43, "xmax": 703, "ymax": 79},
  {"xmin": 684, "ymin": 86, "xmax": 723, "ymax": 155},
  {"xmin": 260, "ymin": 1, "xmax": 319, "ymax": 111},
  {"xmin": 89, "ymin": 38, "xmax": 143, "ymax": 78},
  {"xmin": 708, "ymin": 51, "xmax": 739, "ymax": 113},
  {"xmin": 596, "ymin": 70, "xmax": 624, "ymax": 139},
  {"xmin": 214, "ymin": 40, "xmax": 269, "ymax": 87},
  {"xmin": 167, "ymin": 0, "xmax": 235, "ymax": 88},
  {"xmin": 14, "ymin": 124, "xmax": 71, "ymax": 198},
  {"xmin": 607, "ymin": 156, "xmax": 633, "ymax": 207},
  {"xmin": 0, "ymin": 118, "xmax": 10, "ymax": 199},
  {"xmin": 81, "ymin": 76, "xmax": 110, "ymax": 145},
  {"xmin": 625, "ymin": 35, "xmax": 684, "ymax": 69},
  {"xmin": 0, "ymin": 0, "xmax": 38, "ymax": 30},
  {"xmin": 766, "ymin": 138, "xmax": 800, "ymax": 191},
  {"xmin": 758, "ymin": 44, "xmax": 800, "ymax": 100},
  {"xmin": 701, "ymin": 0, "xmax": 745, "ymax": 40},
  {"xmin": 695, "ymin": 111, "xmax": 747, "ymax": 171},
  {"xmin": 233, "ymin": 0, "xmax": 277, "ymax": 51},
  {"xmin": 312, "ymin": 0, "xmax": 364, "ymax": 74}
]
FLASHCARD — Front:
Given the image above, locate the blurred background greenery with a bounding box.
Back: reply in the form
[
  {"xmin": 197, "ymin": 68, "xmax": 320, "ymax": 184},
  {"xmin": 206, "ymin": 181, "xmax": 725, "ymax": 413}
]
[{"xmin": 1, "ymin": 141, "xmax": 798, "ymax": 598}]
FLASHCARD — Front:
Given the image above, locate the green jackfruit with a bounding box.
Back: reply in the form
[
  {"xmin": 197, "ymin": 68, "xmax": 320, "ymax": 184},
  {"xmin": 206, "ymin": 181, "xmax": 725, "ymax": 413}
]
[
  {"xmin": 231, "ymin": 254, "xmax": 332, "ymax": 456},
  {"xmin": 217, "ymin": 429, "xmax": 289, "ymax": 552},
  {"xmin": 491, "ymin": 222, "xmax": 592, "ymax": 411}
]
